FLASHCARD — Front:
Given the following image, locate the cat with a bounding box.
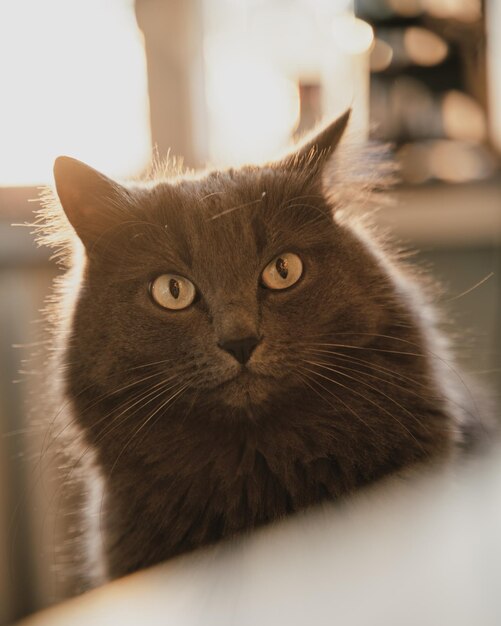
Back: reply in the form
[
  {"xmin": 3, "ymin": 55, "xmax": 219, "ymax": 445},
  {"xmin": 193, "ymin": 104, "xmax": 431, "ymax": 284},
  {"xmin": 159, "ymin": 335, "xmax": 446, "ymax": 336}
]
[{"xmin": 37, "ymin": 110, "xmax": 482, "ymax": 588}]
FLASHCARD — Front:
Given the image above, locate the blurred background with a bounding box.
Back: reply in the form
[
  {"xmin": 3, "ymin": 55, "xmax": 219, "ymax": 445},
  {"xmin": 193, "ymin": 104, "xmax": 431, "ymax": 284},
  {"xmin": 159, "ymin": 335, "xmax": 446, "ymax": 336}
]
[{"xmin": 0, "ymin": 0, "xmax": 499, "ymax": 623}]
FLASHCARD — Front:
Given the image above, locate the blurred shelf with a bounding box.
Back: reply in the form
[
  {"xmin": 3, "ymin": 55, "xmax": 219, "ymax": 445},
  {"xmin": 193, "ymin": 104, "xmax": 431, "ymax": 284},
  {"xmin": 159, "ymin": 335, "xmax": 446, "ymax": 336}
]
[
  {"xmin": 376, "ymin": 180, "xmax": 501, "ymax": 247},
  {"xmin": 0, "ymin": 221, "xmax": 49, "ymax": 267}
]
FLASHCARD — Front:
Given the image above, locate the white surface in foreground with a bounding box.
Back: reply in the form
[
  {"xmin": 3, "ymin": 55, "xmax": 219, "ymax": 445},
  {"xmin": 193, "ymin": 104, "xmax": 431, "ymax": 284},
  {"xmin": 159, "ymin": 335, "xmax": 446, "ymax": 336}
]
[{"xmin": 20, "ymin": 451, "xmax": 501, "ymax": 626}]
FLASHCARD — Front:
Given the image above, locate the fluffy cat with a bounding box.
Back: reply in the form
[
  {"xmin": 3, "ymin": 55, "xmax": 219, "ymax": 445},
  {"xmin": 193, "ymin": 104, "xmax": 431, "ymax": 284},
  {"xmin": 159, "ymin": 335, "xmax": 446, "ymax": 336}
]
[{"xmin": 38, "ymin": 110, "xmax": 480, "ymax": 587}]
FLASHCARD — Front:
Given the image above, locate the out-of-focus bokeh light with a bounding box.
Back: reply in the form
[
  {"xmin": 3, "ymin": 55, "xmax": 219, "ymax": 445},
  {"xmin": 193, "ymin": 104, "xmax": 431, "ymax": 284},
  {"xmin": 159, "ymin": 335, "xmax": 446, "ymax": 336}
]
[
  {"xmin": 422, "ymin": 0, "xmax": 481, "ymax": 22},
  {"xmin": 388, "ymin": 0, "xmax": 423, "ymax": 17},
  {"xmin": 404, "ymin": 27, "xmax": 448, "ymax": 67},
  {"xmin": 0, "ymin": 0, "xmax": 151, "ymax": 187},
  {"xmin": 331, "ymin": 16, "xmax": 374, "ymax": 56},
  {"xmin": 398, "ymin": 140, "xmax": 496, "ymax": 184},
  {"xmin": 428, "ymin": 140, "xmax": 496, "ymax": 183},
  {"xmin": 487, "ymin": 0, "xmax": 501, "ymax": 152},
  {"xmin": 397, "ymin": 142, "xmax": 433, "ymax": 184},
  {"xmin": 370, "ymin": 38, "xmax": 394, "ymax": 72},
  {"xmin": 442, "ymin": 91, "xmax": 486, "ymax": 142}
]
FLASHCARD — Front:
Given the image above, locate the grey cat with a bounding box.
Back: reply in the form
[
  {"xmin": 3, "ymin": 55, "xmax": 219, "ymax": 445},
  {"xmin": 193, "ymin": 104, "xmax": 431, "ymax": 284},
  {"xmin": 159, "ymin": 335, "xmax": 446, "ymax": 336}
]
[{"xmin": 38, "ymin": 110, "xmax": 484, "ymax": 587}]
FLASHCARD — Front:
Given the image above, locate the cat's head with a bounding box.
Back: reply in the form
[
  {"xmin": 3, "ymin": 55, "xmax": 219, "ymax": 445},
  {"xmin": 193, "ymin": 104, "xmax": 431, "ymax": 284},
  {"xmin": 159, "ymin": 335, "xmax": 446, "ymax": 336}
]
[{"xmin": 51, "ymin": 111, "xmax": 404, "ymax": 416}]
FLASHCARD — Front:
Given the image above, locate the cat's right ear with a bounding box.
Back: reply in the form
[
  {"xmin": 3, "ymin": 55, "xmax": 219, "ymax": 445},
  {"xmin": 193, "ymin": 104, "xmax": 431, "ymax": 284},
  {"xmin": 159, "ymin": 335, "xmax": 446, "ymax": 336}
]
[
  {"xmin": 53, "ymin": 156, "xmax": 130, "ymax": 249},
  {"xmin": 279, "ymin": 109, "xmax": 351, "ymax": 180}
]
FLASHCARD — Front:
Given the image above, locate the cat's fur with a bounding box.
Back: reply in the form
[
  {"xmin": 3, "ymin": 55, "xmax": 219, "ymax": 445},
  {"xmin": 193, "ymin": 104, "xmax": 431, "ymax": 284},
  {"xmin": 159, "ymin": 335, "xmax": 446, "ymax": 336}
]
[{"xmin": 38, "ymin": 111, "xmax": 479, "ymax": 586}]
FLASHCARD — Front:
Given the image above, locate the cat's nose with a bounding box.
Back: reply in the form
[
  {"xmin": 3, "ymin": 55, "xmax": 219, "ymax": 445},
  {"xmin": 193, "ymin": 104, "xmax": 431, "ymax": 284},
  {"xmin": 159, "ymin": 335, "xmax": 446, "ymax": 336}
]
[{"xmin": 218, "ymin": 336, "xmax": 261, "ymax": 365}]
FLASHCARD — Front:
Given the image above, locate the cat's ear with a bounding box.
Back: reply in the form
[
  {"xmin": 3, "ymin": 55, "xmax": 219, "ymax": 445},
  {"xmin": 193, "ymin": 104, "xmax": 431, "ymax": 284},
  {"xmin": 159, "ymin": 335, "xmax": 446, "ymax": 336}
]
[
  {"xmin": 53, "ymin": 156, "xmax": 131, "ymax": 248},
  {"xmin": 283, "ymin": 109, "xmax": 351, "ymax": 175}
]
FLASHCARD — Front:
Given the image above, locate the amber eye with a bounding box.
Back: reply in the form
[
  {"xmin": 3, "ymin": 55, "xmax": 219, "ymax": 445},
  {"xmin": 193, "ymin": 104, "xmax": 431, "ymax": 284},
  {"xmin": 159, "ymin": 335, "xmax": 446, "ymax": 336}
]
[
  {"xmin": 150, "ymin": 274, "xmax": 196, "ymax": 310},
  {"xmin": 261, "ymin": 252, "xmax": 303, "ymax": 290}
]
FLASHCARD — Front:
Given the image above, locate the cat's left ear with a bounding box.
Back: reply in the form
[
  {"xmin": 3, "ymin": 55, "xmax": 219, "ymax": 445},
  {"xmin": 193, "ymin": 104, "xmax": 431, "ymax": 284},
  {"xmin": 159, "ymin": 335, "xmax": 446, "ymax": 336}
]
[
  {"xmin": 53, "ymin": 156, "xmax": 131, "ymax": 249},
  {"xmin": 283, "ymin": 109, "xmax": 351, "ymax": 176}
]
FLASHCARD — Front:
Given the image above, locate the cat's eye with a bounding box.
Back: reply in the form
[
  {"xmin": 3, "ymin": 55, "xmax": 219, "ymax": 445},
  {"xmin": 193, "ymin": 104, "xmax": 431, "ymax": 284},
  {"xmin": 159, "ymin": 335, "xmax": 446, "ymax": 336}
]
[
  {"xmin": 261, "ymin": 252, "xmax": 303, "ymax": 290},
  {"xmin": 150, "ymin": 274, "xmax": 196, "ymax": 310}
]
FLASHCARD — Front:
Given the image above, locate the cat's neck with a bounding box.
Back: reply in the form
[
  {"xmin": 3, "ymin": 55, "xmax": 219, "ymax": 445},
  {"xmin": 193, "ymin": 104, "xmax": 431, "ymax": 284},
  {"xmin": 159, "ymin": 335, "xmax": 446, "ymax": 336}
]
[{"xmin": 89, "ymin": 394, "xmax": 451, "ymax": 580}]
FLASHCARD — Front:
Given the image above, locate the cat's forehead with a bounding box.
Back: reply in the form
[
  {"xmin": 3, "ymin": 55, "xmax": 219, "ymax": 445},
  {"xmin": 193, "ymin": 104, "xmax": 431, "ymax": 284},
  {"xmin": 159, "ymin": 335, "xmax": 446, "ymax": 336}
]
[
  {"xmin": 149, "ymin": 167, "xmax": 320, "ymax": 248},
  {"xmin": 192, "ymin": 167, "xmax": 320, "ymax": 221},
  {"xmin": 174, "ymin": 166, "xmax": 307, "ymax": 218},
  {"xmin": 154, "ymin": 173, "xmax": 272, "ymax": 277},
  {"xmin": 122, "ymin": 166, "xmax": 333, "ymax": 286}
]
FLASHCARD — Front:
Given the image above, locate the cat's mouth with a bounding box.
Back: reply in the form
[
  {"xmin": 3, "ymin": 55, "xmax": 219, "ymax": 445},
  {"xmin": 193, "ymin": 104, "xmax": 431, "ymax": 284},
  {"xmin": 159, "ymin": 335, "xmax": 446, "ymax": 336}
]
[
  {"xmin": 208, "ymin": 367, "xmax": 272, "ymax": 408},
  {"xmin": 216, "ymin": 367, "xmax": 254, "ymax": 391}
]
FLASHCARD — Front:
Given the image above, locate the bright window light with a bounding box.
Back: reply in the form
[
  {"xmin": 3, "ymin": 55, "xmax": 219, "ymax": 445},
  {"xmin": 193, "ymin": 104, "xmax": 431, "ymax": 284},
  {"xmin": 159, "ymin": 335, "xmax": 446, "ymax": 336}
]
[
  {"xmin": 0, "ymin": 0, "xmax": 151, "ymax": 187},
  {"xmin": 204, "ymin": 42, "xmax": 300, "ymax": 166},
  {"xmin": 202, "ymin": 1, "xmax": 371, "ymax": 166}
]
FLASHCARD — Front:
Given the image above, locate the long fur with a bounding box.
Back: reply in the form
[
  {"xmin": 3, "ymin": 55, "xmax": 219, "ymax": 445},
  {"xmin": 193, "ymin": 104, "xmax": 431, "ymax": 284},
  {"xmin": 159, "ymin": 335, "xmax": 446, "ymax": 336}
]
[{"xmin": 35, "ymin": 122, "xmax": 487, "ymax": 590}]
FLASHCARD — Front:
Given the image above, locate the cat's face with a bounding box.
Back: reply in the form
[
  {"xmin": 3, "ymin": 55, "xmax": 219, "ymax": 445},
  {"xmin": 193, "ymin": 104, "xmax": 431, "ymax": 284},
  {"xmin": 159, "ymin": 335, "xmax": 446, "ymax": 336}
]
[
  {"xmin": 53, "ymin": 113, "xmax": 398, "ymax": 418},
  {"xmin": 67, "ymin": 166, "xmax": 388, "ymax": 414},
  {"xmin": 46, "ymin": 113, "xmax": 459, "ymax": 577}
]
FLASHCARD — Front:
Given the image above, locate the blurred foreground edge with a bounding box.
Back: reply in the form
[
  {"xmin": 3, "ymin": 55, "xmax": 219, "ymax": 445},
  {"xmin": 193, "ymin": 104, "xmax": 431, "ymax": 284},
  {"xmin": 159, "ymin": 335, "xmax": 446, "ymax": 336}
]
[{"xmin": 17, "ymin": 448, "xmax": 501, "ymax": 626}]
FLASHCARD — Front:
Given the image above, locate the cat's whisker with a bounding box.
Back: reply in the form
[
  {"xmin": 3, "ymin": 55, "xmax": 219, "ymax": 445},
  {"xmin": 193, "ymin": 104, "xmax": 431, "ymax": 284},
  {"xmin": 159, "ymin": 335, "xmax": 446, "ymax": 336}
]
[
  {"xmin": 39, "ymin": 355, "xmax": 187, "ymax": 463},
  {"xmin": 47, "ymin": 381, "xmax": 170, "ymax": 493},
  {"xmin": 89, "ymin": 377, "xmax": 189, "ymax": 444},
  {"xmin": 301, "ymin": 338, "xmax": 482, "ymax": 421},
  {"xmin": 47, "ymin": 374, "xmax": 196, "ymax": 565},
  {"xmin": 304, "ymin": 358, "xmax": 429, "ymax": 428},
  {"xmin": 39, "ymin": 363, "xmax": 193, "ymax": 463},
  {"xmin": 44, "ymin": 363, "xmax": 196, "ymax": 488},
  {"xmin": 200, "ymin": 191, "xmax": 226, "ymax": 202},
  {"xmin": 208, "ymin": 196, "xmax": 264, "ymax": 221},
  {"xmin": 276, "ymin": 193, "xmax": 325, "ymax": 217},
  {"xmin": 303, "ymin": 346, "xmax": 428, "ymax": 384},
  {"xmin": 280, "ymin": 193, "xmax": 324, "ymax": 204},
  {"xmin": 131, "ymin": 379, "xmax": 199, "ymax": 451},
  {"xmin": 306, "ymin": 341, "xmax": 431, "ymax": 358},
  {"xmin": 76, "ymin": 363, "xmax": 200, "ymax": 457},
  {"xmin": 96, "ymin": 377, "xmax": 197, "ymax": 540},
  {"xmin": 301, "ymin": 361, "xmax": 426, "ymax": 450},
  {"xmin": 304, "ymin": 348, "xmax": 436, "ymax": 398},
  {"xmin": 306, "ymin": 357, "xmax": 445, "ymax": 437},
  {"xmin": 285, "ymin": 214, "xmax": 331, "ymax": 238},
  {"xmin": 303, "ymin": 347, "xmax": 480, "ymax": 422},
  {"xmin": 295, "ymin": 366, "xmax": 375, "ymax": 434},
  {"xmin": 106, "ymin": 378, "xmax": 196, "ymax": 479},
  {"xmin": 11, "ymin": 363, "xmax": 192, "ymax": 559}
]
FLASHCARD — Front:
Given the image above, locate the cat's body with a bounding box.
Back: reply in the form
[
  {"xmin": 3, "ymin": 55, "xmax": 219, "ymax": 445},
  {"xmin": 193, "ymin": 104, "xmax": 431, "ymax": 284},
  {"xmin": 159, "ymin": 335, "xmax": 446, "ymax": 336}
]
[{"xmin": 40, "ymin": 112, "xmax": 480, "ymax": 586}]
